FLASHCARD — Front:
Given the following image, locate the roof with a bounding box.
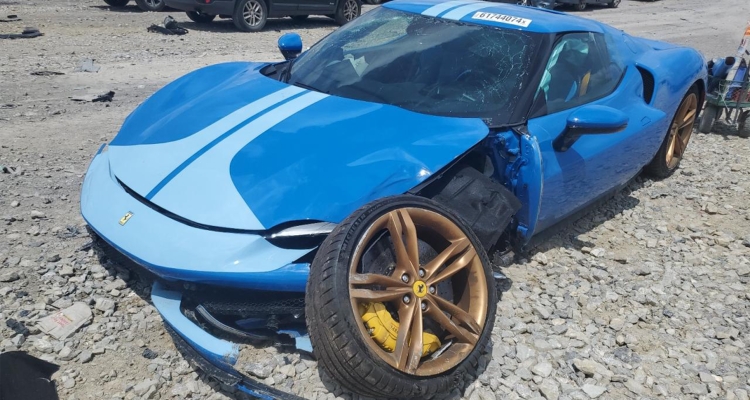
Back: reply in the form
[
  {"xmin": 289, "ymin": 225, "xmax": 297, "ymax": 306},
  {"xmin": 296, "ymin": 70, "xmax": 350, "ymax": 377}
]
[{"xmin": 384, "ymin": 0, "xmax": 605, "ymax": 34}]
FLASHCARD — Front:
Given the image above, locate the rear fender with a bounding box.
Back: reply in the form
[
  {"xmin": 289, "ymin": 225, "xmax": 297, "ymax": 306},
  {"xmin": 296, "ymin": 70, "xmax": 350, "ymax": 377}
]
[{"xmin": 634, "ymin": 46, "xmax": 708, "ymax": 119}]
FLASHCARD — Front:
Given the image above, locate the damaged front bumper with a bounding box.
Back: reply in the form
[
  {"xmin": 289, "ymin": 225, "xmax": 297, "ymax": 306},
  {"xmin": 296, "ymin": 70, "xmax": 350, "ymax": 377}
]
[
  {"xmin": 153, "ymin": 283, "xmax": 306, "ymax": 400},
  {"xmin": 82, "ymin": 149, "xmax": 320, "ymax": 398}
]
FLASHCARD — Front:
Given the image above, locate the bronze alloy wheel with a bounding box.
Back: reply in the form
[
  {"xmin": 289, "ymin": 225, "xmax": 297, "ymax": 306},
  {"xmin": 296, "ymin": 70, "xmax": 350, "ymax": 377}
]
[
  {"xmin": 348, "ymin": 207, "xmax": 488, "ymax": 376},
  {"xmin": 306, "ymin": 195, "xmax": 496, "ymax": 398},
  {"xmin": 666, "ymin": 92, "xmax": 698, "ymax": 169}
]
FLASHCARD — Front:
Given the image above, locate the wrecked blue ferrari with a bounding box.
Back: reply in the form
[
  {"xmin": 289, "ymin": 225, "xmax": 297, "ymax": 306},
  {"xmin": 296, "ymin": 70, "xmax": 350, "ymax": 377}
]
[{"xmin": 81, "ymin": 1, "xmax": 707, "ymax": 398}]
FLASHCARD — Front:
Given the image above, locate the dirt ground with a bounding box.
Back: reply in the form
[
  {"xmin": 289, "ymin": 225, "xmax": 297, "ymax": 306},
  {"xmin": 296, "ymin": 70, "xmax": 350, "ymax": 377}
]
[{"xmin": 1, "ymin": 0, "xmax": 749, "ymax": 399}]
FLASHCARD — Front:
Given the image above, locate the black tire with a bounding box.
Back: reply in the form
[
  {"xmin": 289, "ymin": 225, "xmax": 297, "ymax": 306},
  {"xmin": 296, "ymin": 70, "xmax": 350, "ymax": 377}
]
[
  {"xmin": 698, "ymin": 104, "xmax": 719, "ymax": 133},
  {"xmin": 645, "ymin": 86, "xmax": 700, "ymax": 178},
  {"xmin": 333, "ymin": 0, "xmax": 360, "ymax": 26},
  {"xmin": 739, "ymin": 111, "xmax": 750, "ymax": 138},
  {"xmin": 608, "ymin": 0, "xmax": 620, "ymax": 7},
  {"xmin": 186, "ymin": 11, "xmax": 216, "ymax": 22},
  {"xmin": 103, "ymin": 0, "xmax": 130, "ymax": 7},
  {"xmin": 305, "ymin": 195, "xmax": 497, "ymax": 399},
  {"xmin": 134, "ymin": 0, "xmax": 165, "ymax": 11},
  {"xmin": 233, "ymin": 0, "xmax": 267, "ymax": 32},
  {"xmin": 573, "ymin": 2, "xmax": 586, "ymax": 11},
  {"xmin": 290, "ymin": 14, "xmax": 309, "ymax": 21}
]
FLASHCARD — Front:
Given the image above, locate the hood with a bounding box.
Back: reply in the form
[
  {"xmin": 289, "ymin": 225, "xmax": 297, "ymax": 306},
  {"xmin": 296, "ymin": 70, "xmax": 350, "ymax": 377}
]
[{"xmin": 108, "ymin": 62, "xmax": 489, "ymax": 230}]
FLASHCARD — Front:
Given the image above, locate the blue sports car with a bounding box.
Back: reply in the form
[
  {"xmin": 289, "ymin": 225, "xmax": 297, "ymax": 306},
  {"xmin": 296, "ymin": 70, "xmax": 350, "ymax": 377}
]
[{"xmin": 81, "ymin": 1, "xmax": 707, "ymax": 398}]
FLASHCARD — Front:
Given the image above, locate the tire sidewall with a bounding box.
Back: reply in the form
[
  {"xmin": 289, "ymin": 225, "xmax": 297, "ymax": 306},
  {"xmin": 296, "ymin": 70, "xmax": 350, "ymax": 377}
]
[
  {"xmin": 698, "ymin": 104, "xmax": 719, "ymax": 134},
  {"xmin": 104, "ymin": 0, "xmax": 130, "ymax": 7},
  {"xmin": 233, "ymin": 0, "xmax": 268, "ymax": 32},
  {"xmin": 306, "ymin": 195, "xmax": 497, "ymax": 398},
  {"xmin": 186, "ymin": 11, "xmax": 216, "ymax": 22},
  {"xmin": 135, "ymin": 0, "xmax": 165, "ymax": 12}
]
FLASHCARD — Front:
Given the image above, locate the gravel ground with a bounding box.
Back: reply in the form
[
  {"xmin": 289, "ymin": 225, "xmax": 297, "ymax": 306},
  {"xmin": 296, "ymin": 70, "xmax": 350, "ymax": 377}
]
[{"xmin": 1, "ymin": 0, "xmax": 750, "ymax": 399}]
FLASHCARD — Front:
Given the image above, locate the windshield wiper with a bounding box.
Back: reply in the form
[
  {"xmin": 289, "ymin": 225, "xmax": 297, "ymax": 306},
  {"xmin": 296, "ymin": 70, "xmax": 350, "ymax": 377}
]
[{"xmin": 281, "ymin": 57, "xmax": 298, "ymax": 83}]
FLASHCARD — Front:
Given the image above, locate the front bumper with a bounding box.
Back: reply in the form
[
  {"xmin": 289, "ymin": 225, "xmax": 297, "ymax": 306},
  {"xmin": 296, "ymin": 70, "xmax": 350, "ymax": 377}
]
[
  {"xmin": 152, "ymin": 282, "xmax": 306, "ymax": 400},
  {"xmin": 164, "ymin": 0, "xmax": 235, "ymax": 15},
  {"xmin": 81, "ymin": 150, "xmax": 313, "ymax": 292}
]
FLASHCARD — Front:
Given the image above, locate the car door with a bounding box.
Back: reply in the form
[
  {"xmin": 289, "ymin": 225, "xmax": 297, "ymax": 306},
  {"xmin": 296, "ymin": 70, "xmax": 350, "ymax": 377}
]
[
  {"xmin": 297, "ymin": 0, "xmax": 335, "ymax": 13},
  {"xmin": 526, "ymin": 31, "xmax": 668, "ymax": 235},
  {"xmin": 270, "ymin": 0, "xmax": 298, "ymax": 15}
]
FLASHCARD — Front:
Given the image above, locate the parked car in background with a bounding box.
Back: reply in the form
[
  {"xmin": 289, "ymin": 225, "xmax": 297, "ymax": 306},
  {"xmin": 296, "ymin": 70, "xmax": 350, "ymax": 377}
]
[
  {"xmin": 164, "ymin": 0, "xmax": 361, "ymax": 31},
  {"xmin": 555, "ymin": 0, "xmax": 620, "ymax": 10},
  {"xmin": 103, "ymin": 0, "xmax": 166, "ymax": 12},
  {"xmin": 493, "ymin": 0, "xmax": 620, "ymax": 10}
]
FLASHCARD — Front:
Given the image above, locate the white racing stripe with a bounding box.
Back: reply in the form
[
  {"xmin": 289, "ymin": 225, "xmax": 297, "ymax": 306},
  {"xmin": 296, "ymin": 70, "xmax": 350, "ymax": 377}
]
[
  {"xmin": 441, "ymin": 2, "xmax": 491, "ymax": 20},
  {"xmin": 421, "ymin": 0, "xmax": 475, "ymax": 17},
  {"xmin": 150, "ymin": 91, "xmax": 329, "ymax": 230},
  {"xmin": 108, "ymin": 85, "xmax": 305, "ymax": 196}
]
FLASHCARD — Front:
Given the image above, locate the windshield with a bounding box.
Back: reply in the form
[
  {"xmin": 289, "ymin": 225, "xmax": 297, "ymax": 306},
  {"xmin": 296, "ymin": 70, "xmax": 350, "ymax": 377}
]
[{"xmin": 287, "ymin": 7, "xmax": 544, "ymax": 124}]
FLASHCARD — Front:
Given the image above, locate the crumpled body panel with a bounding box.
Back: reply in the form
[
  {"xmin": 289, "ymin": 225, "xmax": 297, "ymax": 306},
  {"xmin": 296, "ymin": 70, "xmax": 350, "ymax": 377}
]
[{"xmin": 108, "ymin": 62, "xmax": 489, "ymax": 230}]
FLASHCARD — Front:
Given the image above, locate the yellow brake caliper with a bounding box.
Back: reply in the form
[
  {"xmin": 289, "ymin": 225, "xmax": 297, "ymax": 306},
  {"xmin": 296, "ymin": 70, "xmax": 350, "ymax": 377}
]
[{"xmin": 360, "ymin": 302, "xmax": 441, "ymax": 356}]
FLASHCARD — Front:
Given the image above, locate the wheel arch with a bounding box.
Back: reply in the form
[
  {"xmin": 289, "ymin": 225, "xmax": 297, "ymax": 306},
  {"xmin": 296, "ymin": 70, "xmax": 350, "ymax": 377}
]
[{"xmin": 409, "ymin": 148, "xmax": 522, "ymax": 253}]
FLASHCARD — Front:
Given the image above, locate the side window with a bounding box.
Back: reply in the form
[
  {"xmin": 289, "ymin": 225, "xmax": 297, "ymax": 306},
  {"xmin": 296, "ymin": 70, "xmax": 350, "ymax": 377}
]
[{"xmin": 535, "ymin": 32, "xmax": 624, "ymax": 115}]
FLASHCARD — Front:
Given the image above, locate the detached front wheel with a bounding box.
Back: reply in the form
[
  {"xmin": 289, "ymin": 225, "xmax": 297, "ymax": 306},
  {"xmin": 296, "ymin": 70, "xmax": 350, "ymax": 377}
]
[{"xmin": 306, "ymin": 195, "xmax": 496, "ymax": 399}]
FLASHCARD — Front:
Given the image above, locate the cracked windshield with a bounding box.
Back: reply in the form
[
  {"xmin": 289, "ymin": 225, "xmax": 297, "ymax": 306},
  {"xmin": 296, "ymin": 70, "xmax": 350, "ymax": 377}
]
[{"xmin": 288, "ymin": 7, "xmax": 543, "ymax": 123}]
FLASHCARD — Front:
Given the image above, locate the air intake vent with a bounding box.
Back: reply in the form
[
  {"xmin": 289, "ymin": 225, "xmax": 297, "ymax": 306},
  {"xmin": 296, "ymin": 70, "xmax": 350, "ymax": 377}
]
[{"xmin": 637, "ymin": 66, "xmax": 655, "ymax": 104}]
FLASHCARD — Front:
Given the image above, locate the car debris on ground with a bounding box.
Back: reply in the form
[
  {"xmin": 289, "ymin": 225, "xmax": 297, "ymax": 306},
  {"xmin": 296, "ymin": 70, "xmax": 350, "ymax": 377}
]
[
  {"xmin": 70, "ymin": 91, "xmax": 115, "ymax": 103},
  {"xmin": 147, "ymin": 16, "xmax": 188, "ymax": 35},
  {"xmin": 37, "ymin": 303, "xmax": 93, "ymax": 340},
  {"xmin": 31, "ymin": 71, "xmax": 65, "ymax": 76},
  {"xmin": 73, "ymin": 58, "xmax": 100, "ymax": 73},
  {"xmin": 0, "ymin": 27, "xmax": 43, "ymax": 39},
  {"xmin": 0, "ymin": 14, "xmax": 21, "ymax": 22}
]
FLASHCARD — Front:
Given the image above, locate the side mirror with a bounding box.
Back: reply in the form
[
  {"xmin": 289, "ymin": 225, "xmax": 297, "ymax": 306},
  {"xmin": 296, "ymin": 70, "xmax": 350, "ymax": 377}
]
[
  {"xmin": 553, "ymin": 105, "xmax": 628, "ymax": 152},
  {"xmin": 278, "ymin": 33, "xmax": 302, "ymax": 61}
]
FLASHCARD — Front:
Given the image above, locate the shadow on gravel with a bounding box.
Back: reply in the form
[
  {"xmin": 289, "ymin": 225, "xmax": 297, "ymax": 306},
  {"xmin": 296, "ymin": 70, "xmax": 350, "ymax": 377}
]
[
  {"xmin": 88, "ymin": 5, "xmax": 177, "ymax": 13},
  {"xmin": 178, "ymin": 17, "xmax": 337, "ymax": 33},
  {"xmin": 522, "ymin": 181, "xmax": 643, "ymax": 258}
]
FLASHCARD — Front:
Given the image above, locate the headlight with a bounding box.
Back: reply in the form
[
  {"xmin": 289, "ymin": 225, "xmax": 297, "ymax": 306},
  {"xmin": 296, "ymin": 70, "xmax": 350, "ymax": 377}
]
[
  {"xmin": 269, "ymin": 222, "xmax": 336, "ymax": 238},
  {"xmin": 266, "ymin": 222, "xmax": 336, "ymax": 250}
]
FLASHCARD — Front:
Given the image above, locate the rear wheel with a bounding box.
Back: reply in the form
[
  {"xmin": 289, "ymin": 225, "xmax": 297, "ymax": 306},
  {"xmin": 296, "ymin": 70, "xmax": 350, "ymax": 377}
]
[
  {"xmin": 698, "ymin": 104, "xmax": 719, "ymax": 133},
  {"xmin": 333, "ymin": 0, "xmax": 360, "ymax": 25},
  {"xmin": 646, "ymin": 86, "xmax": 699, "ymax": 178},
  {"xmin": 103, "ymin": 0, "xmax": 130, "ymax": 7},
  {"xmin": 306, "ymin": 195, "xmax": 496, "ymax": 399},
  {"xmin": 573, "ymin": 2, "xmax": 586, "ymax": 11},
  {"xmin": 186, "ymin": 11, "xmax": 216, "ymax": 22},
  {"xmin": 233, "ymin": 0, "xmax": 267, "ymax": 31},
  {"xmin": 608, "ymin": 0, "xmax": 620, "ymax": 7},
  {"xmin": 135, "ymin": 0, "xmax": 165, "ymax": 11}
]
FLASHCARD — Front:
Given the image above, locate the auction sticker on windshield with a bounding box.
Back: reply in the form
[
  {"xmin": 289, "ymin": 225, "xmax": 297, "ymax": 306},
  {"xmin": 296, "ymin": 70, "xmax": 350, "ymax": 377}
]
[{"xmin": 471, "ymin": 12, "xmax": 531, "ymax": 28}]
